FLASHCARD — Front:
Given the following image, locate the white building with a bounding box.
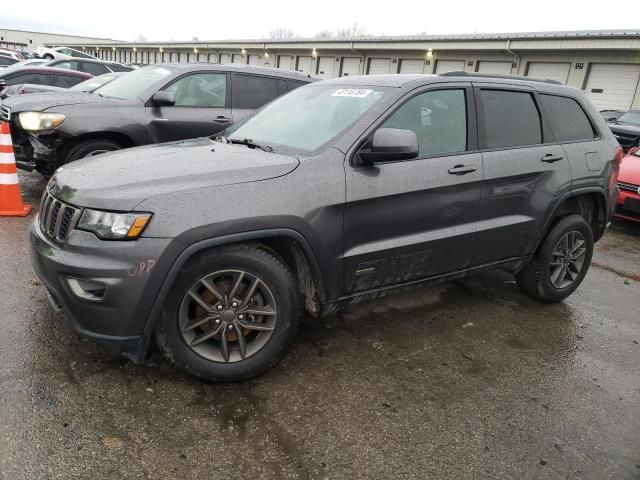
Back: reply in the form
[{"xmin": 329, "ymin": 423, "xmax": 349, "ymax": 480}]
[{"xmin": 44, "ymin": 29, "xmax": 640, "ymax": 110}]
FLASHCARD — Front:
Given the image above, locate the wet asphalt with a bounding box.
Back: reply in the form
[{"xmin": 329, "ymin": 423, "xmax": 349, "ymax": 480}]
[{"xmin": 0, "ymin": 172, "xmax": 639, "ymax": 480}]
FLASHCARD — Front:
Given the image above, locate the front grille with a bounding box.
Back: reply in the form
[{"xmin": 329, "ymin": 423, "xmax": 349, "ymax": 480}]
[
  {"xmin": 39, "ymin": 190, "xmax": 81, "ymax": 244},
  {"xmin": 618, "ymin": 181, "xmax": 640, "ymax": 193},
  {"xmin": 0, "ymin": 104, "xmax": 10, "ymax": 122}
]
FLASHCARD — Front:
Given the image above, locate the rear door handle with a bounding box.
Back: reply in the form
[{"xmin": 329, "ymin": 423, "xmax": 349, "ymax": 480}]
[
  {"xmin": 541, "ymin": 154, "xmax": 564, "ymax": 163},
  {"xmin": 448, "ymin": 164, "xmax": 477, "ymax": 175},
  {"xmin": 214, "ymin": 116, "xmax": 231, "ymax": 123}
]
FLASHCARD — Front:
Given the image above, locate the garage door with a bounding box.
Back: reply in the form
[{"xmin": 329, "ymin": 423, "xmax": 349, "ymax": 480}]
[
  {"xmin": 527, "ymin": 62, "xmax": 570, "ymax": 84},
  {"xmin": 248, "ymin": 54, "xmax": 260, "ymax": 66},
  {"xmin": 399, "ymin": 59, "xmax": 425, "ymax": 74},
  {"xmin": 232, "ymin": 54, "xmax": 245, "ymax": 64},
  {"xmin": 341, "ymin": 57, "xmax": 361, "ymax": 77},
  {"xmin": 278, "ymin": 55, "xmax": 294, "ymax": 70},
  {"xmin": 219, "ymin": 53, "xmax": 230, "ymax": 64},
  {"xmin": 584, "ymin": 63, "xmax": 640, "ymax": 111},
  {"xmin": 316, "ymin": 57, "xmax": 334, "ymax": 79},
  {"xmin": 297, "ymin": 56, "xmax": 313, "ymax": 73},
  {"xmin": 477, "ymin": 61, "xmax": 513, "ymax": 75},
  {"xmin": 368, "ymin": 58, "xmax": 391, "ymax": 75},
  {"xmin": 435, "ymin": 60, "xmax": 465, "ymax": 73}
]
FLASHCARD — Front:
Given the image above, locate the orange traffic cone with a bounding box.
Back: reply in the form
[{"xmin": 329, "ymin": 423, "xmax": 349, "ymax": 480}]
[{"xmin": 0, "ymin": 122, "xmax": 32, "ymax": 216}]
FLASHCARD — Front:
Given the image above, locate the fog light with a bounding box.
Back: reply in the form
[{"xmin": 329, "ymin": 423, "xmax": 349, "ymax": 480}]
[{"xmin": 66, "ymin": 277, "xmax": 107, "ymax": 301}]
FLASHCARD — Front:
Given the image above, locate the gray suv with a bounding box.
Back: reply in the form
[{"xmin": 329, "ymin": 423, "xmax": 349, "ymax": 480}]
[{"xmin": 29, "ymin": 73, "xmax": 621, "ymax": 381}]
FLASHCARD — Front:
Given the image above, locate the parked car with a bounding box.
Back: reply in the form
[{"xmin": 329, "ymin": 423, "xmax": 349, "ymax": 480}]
[
  {"xmin": 34, "ymin": 46, "xmax": 97, "ymax": 60},
  {"xmin": 0, "ymin": 67, "xmax": 92, "ymax": 99},
  {"xmin": 1, "ymin": 72, "xmax": 126, "ymax": 98},
  {"xmin": 606, "ymin": 110, "xmax": 640, "ymax": 152},
  {"xmin": 600, "ymin": 109, "xmax": 626, "ymax": 122},
  {"xmin": 0, "ymin": 48, "xmax": 25, "ymax": 61},
  {"xmin": 4, "ymin": 58, "xmax": 48, "ymax": 69},
  {"xmin": 614, "ymin": 147, "xmax": 640, "ymax": 223},
  {"xmin": 28, "ymin": 72, "xmax": 620, "ymax": 381},
  {"xmin": 0, "ymin": 56, "xmax": 19, "ymax": 69},
  {"xmin": 2, "ymin": 64, "xmax": 315, "ymax": 176},
  {"xmin": 44, "ymin": 58, "xmax": 134, "ymax": 75}
]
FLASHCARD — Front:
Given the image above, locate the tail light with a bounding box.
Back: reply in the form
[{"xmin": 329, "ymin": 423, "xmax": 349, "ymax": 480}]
[{"xmin": 615, "ymin": 145, "xmax": 624, "ymax": 165}]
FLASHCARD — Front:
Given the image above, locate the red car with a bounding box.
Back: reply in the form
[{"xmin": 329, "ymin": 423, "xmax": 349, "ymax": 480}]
[{"xmin": 615, "ymin": 146, "xmax": 640, "ymax": 223}]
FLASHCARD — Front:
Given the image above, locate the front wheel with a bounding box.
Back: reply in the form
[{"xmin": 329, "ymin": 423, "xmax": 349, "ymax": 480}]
[
  {"xmin": 516, "ymin": 214, "xmax": 594, "ymax": 303},
  {"xmin": 65, "ymin": 139, "xmax": 122, "ymax": 164},
  {"xmin": 155, "ymin": 245, "xmax": 302, "ymax": 382}
]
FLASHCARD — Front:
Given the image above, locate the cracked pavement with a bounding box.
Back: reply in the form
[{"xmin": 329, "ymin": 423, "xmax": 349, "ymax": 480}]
[{"xmin": 0, "ymin": 172, "xmax": 639, "ymax": 479}]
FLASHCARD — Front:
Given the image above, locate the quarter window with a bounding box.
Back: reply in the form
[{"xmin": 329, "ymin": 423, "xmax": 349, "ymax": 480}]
[
  {"xmin": 164, "ymin": 73, "xmax": 227, "ymax": 107},
  {"xmin": 480, "ymin": 89, "xmax": 542, "ymax": 149},
  {"xmin": 540, "ymin": 94, "xmax": 596, "ymax": 142},
  {"xmin": 382, "ymin": 89, "xmax": 467, "ymax": 157},
  {"xmin": 232, "ymin": 74, "xmax": 278, "ymax": 109}
]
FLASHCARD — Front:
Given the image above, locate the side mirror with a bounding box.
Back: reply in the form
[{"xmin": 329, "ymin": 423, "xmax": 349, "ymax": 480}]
[
  {"xmin": 151, "ymin": 90, "xmax": 175, "ymax": 107},
  {"xmin": 360, "ymin": 128, "xmax": 419, "ymax": 163}
]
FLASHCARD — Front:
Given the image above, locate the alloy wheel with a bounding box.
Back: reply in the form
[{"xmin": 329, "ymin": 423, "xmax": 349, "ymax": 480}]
[
  {"xmin": 179, "ymin": 269, "xmax": 277, "ymax": 363},
  {"xmin": 549, "ymin": 231, "xmax": 587, "ymax": 289}
]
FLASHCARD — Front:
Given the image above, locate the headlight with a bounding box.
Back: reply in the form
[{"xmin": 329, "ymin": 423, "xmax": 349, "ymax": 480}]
[
  {"xmin": 18, "ymin": 112, "xmax": 65, "ymax": 132},
  {"xmin": 77, "ymin": 209, "xmax": 152, "ymax": 240}
]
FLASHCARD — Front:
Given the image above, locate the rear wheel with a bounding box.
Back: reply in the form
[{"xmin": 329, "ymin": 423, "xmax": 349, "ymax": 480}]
[
  {"xmin": 43, "ymin": 54, "xmax": 54, "ymax": 60},
  {"xmin": 155, "ymin": 244, "xmax": 302, "ymax": 382},
  {"xmin": 516, "ymin": 214, "xmax": 594, "ymax": 303},
  {"xmin": 64, "ymin": 139, "xmax": 122, "ymax": 164}
]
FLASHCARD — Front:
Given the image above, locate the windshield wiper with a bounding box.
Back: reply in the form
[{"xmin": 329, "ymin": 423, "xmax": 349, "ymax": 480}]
[{"xmin": 228, "ymin": 137, "xmax": 274, "ymax": 153}]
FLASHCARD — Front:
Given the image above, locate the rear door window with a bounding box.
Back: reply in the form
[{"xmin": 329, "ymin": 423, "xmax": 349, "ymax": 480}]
[
  {"xmin": 5, "ymin": 72, "xmax": 50, "ymax": 85},
  {"xmin": 50, "ymin": 74, "xmax": 84, "ymax": 88},
  {"xmin": 82, "ymin": 62, "xmax": 109, "ymax": 76},
  {"xmin": 540, "ymin": 94, "xmax": 596, "ymax": 142},
  {"xmin": 53, "ymin": 61, "xmax": 80, "ymax": 71},
  {"xmin": 231, "ymin": 74, "xmax": 278, "ymax": 109},
  {"xmin": 479, "ymin": 89, "xmax": 542, "ymax": 149}
]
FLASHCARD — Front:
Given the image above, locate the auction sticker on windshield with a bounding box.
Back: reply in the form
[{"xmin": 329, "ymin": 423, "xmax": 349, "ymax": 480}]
[{"xmin": 331, "ymin": 89, "xmax": 373, "ymax": 98}]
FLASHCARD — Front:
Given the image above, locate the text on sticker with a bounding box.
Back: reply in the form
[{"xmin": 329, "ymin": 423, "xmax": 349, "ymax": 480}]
[{"xmin": 331, "ymin": 89, "xmax": 373, "ymax": 98}]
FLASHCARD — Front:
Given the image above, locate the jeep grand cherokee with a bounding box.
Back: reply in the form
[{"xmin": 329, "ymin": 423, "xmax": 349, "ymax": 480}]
[{"xmin": 29, "ymin": 72, "xmax": 621, "ymax": 381}]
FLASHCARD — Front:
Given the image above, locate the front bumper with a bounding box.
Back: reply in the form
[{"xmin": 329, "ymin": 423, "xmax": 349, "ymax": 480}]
[
  {"xmin": 614, "ymin": 188, "xmax": 640, "ymax": 223},
  {"xmin": 28, "ymin": 218, "xmax": 178, "ymax": 361}
]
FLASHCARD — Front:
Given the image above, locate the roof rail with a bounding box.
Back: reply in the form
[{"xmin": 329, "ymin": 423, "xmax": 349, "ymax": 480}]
[{"xmin": 438, "ymin": 71, "xmax": 563, "ymax": 85}]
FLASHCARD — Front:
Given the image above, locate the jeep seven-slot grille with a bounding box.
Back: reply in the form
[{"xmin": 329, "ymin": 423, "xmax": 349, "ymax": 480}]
[
  {"xmin": 39, "ymin": 190, "xmax": 81, "ymax": 244},
  {"xmin": 618, "ymin": 181, "xmax": 640, "ymax": 193},
  {"xmin": 0, "ymin": 105, "xmax": 10, "ymax": 122}
]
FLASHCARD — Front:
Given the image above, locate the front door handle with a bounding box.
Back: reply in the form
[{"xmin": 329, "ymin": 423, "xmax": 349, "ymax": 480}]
[
  {"xmin": 541, "ymin": 154, "xmax": 564, "ymax": 163},
  {"xmin": 213, "ymin": 116, "xmax": 231, "ymax": 123},
  {"xmin": 448, "ymin": 164, "xmax": 477, "ymax": 175}
]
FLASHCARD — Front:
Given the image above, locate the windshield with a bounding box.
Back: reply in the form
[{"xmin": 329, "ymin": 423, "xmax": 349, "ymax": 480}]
[
  {"xmin": 617, "ymin": 111, "xmax": 640, "ymax": 125},
  {"xmin": 223, "ymin": 85, "xmax": 389, "ymax": 154},
  {"xmin": 70, "ymin": 73, "xmax": 121, "ymax": 92},
  {"xmin": 95, "ymin": 66, "xmax": 175, "ymax": 100}
]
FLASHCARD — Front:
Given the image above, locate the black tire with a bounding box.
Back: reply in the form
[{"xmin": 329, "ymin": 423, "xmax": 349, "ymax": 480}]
[
  {"xmin": 43, "ymin": 54, "xmax": 54, "ymax": 60},
  {"xmin": 65, "ymin": 139, "xmax": 122, "ymax": 164},
  {"xmin": 516, "ymin": 214, "xmax": 594, "ymax": 303},
  {"xmin": 155, "ymin": 244, "xmax": 302, "ymax": 382}
]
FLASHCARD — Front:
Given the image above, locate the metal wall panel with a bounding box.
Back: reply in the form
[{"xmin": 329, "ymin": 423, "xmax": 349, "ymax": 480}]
[
  {"xmin": 584, "ymin": 63, "xmax": 640, "ymax": 110},
  {"xmin": 435, "ymin": 59, "xmax": 465, "ymax": 73},
  {"xmin": 368, "ymin": 58, "xmax": 391, "ymax": 75},
  {"xmin": 526, "ymin": 62, "xmax": 571, "ymax": 84}
]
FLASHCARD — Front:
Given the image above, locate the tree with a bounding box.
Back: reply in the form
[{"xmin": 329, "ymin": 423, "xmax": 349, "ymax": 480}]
[
  {"xmin": 136, "ymin": 34, "xmax": 148, "ymax": 42},
  {"xmin": 314, "ymin": 30, "xmax": 334, "ymax": 39},
  {"xmin": 336, "ymin": 22, "xmax": 368, "ymax": 39},
  {"xmin": 269, "ymin": 28, "xmax": 295, "ymax": 39}
]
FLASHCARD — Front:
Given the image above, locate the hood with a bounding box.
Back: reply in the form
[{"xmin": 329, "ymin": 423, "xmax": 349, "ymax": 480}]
[
  {"xmin": 609, "ymin": 122, "xmax": 640, "ymax": 136},
  {"xmin": 2, "ymin": 91, "xmax": 124, "ymax": 113},
  {"xmin": 50, "ymin": 137, "xmax": 300, "ymax": 211},
  {"xmin": 619, "ymin": 153, "xmax": 640, "ymax": 185}
]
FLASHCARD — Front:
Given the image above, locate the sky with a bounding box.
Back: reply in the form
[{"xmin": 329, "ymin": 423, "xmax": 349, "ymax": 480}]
[{"xmin": 3, "ymin": 0, "xmax": 638, "ymax": 41}]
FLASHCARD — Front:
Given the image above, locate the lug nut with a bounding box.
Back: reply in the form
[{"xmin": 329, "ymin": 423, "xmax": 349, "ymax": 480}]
[
  {"xmin": 216, "ymin": 305, "xmax": 224, "ymax": 311},
  {"xmin": 231, "ymin": 301, "xmax": 238, "ymax": 308},
  {"xmin": 238, "ymin": 314, "xmax": 244, "ymax": 320},
  {"xmin": 214, "ymin": 319, "xmax": 220, "ymax": 324},
  {"xmin": 227, "ymin": 324, "xmax": 234, "ymax": 330}
]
